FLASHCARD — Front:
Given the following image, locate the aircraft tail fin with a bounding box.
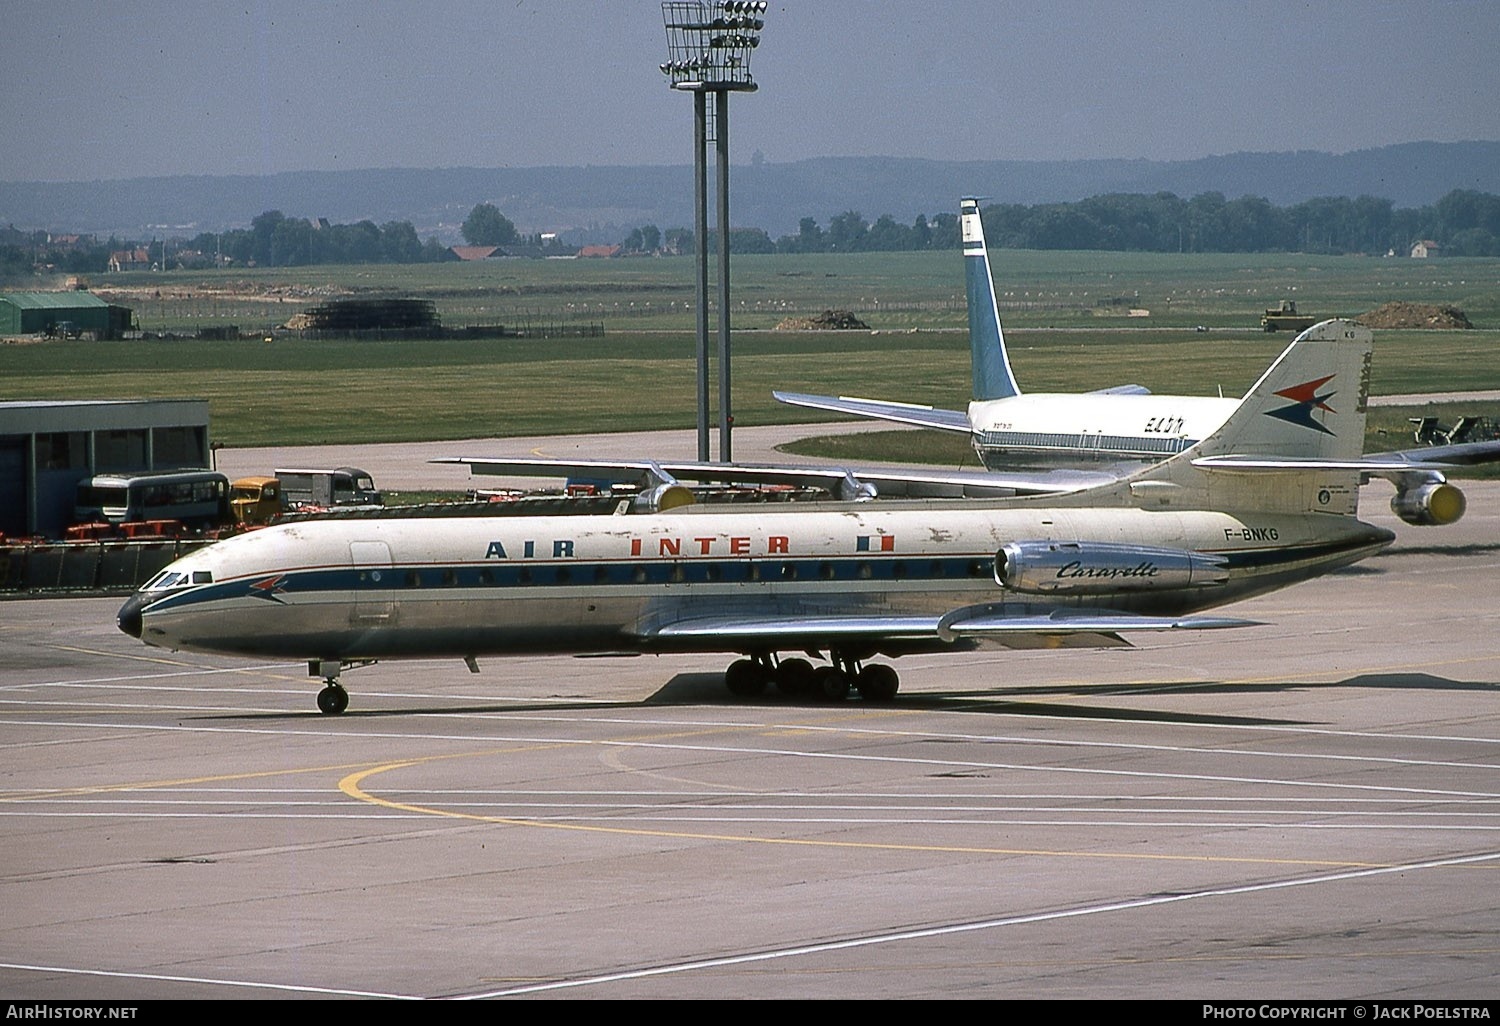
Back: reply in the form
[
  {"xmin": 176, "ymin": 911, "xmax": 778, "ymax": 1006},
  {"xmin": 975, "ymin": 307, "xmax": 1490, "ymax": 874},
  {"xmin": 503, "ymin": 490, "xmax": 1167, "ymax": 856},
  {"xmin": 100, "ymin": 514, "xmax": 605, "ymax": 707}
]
[
  {"xmin": 1191, "ymin": 319, "xmax": 1372, "ymax": 463},
  {"xmin": 962, "ymin": 197, "xmax": 1021, "ymax": 401},
  {"xmin": 1124, "ymin": 320, "xmax": 1374, "ymax": 517}
]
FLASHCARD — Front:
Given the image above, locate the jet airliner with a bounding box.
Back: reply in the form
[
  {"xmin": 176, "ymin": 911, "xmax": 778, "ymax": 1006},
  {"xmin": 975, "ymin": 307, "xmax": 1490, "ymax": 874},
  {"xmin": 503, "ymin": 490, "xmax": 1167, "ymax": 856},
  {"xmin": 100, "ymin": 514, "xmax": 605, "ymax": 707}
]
[
  {"xmin": 120, "ymin": 320, "xmax": 1425, "ymax": 715},
  {"xmin": 773, "ymin": 197, "xmax": 1240, "ymax": 469}
]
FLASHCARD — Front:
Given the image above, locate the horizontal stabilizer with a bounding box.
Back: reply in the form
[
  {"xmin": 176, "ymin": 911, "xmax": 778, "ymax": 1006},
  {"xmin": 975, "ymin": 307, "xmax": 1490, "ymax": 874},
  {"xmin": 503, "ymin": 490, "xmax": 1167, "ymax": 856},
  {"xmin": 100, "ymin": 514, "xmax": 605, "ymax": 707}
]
[
  {"xmin": 1192, "ymin": 454, "xmax": 1441, "ymax": 472},
  {"xmin": 772, "ymin": 390, "xmax": 972, "ymax": 433},
  {"xmin": 1089, "ymin": 384, "xmax": 1152, "ymax": 396}
]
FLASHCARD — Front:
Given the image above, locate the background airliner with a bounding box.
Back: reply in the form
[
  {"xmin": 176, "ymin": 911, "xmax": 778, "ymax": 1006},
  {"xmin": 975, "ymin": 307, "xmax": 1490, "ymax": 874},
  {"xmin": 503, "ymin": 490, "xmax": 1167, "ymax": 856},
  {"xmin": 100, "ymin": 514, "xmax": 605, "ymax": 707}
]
[{"xmin": 774, "ymin": 197, "xmax": 1239, "ymax": 469}]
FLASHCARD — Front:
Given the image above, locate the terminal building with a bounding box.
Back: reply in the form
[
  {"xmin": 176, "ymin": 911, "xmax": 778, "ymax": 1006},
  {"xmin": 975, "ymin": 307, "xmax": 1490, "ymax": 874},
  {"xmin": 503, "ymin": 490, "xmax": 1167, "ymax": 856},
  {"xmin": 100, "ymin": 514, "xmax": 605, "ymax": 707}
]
[{"xmin": 0, "ymin": 400, "xmax": 211, "ymax": 538}]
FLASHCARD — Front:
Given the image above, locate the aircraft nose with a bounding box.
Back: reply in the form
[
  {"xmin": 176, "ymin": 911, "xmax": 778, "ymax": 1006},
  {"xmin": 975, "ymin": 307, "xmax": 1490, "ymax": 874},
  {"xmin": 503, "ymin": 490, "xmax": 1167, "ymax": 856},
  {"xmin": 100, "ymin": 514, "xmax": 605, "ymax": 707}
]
[{"xmin": 116, "ymin": 594, "xmax": 145, "ymax": 639}]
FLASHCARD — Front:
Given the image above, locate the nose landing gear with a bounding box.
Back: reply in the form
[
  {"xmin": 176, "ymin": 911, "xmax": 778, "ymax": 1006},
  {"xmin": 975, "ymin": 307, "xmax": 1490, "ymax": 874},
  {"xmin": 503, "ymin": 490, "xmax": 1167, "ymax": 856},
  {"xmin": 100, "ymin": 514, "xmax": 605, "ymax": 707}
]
[
  {"xmin": 308, "ymin": 659, "xmax": 376, "ymax": 715},
  {"xmin": 316, "ymin": 682, "xmax": 349, "ymax": 715}
]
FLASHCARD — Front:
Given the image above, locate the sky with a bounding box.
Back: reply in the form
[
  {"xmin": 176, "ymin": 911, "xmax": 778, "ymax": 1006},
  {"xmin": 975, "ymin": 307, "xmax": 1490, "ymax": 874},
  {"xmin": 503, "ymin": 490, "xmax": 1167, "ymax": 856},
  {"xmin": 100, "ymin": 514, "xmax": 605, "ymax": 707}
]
[{"xmin": 3, "ymin": 0, "xmax": 1498, "ymax": 183}]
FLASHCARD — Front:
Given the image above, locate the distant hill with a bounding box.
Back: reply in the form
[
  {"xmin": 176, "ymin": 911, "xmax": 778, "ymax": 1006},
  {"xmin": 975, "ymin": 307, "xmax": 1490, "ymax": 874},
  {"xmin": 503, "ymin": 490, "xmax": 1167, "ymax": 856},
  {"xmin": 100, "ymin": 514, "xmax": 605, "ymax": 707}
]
[{"xmin": 3, "ymin": 141, "xmax": 1497, "ymax": 244}]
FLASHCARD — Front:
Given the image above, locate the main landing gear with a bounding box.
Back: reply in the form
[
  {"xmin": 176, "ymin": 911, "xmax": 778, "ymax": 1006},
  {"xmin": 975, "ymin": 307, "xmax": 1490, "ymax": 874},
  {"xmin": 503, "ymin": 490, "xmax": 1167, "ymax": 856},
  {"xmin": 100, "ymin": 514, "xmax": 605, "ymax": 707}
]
[
  {"xmin": 723, "ymin": 652, "xmax": 900, "ymax": 702},
  {"xmin": 309, "ymin": 659, "xmax": 375, "ymax": 715}
]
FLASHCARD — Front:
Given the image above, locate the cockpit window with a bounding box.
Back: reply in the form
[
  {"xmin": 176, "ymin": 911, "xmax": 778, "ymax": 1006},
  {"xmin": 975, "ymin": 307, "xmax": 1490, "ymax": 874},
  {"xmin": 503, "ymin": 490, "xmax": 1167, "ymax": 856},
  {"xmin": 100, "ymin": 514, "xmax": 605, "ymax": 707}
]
[
  {"xmin": 142, "ymin": 569, "xmax": 212, "ymax": 591},
  {"xmin": 143, "ymin": 571, "xmax": 183, "ymax": 591}
]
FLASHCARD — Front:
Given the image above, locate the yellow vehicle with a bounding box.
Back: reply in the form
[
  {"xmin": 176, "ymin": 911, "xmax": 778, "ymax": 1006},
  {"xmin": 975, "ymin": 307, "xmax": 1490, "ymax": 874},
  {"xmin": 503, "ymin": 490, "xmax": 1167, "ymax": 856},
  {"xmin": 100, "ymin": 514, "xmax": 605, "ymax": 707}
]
[
  {"xmin": 230, "ymin": 476, "xmax": 282, "ymax": 526},
  {"xmin": 1261, "ymin": 300, "xmax": 1318, "ymax": 333}
]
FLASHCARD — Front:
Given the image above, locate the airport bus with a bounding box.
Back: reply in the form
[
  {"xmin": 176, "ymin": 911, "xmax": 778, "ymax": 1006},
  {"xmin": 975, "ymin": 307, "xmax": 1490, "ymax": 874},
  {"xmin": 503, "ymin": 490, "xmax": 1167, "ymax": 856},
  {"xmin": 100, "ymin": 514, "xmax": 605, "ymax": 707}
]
[{"xmin": 75, "ymin": 470, "xmax": 231, "ymax": 528}]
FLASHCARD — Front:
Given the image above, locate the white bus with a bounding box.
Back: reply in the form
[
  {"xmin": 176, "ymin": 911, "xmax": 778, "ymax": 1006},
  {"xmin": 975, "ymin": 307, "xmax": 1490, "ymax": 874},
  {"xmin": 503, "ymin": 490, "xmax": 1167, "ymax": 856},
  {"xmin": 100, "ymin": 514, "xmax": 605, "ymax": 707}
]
[{"xmin": 75, "ymin": 470, "xmax": 230, "ymax": 528}]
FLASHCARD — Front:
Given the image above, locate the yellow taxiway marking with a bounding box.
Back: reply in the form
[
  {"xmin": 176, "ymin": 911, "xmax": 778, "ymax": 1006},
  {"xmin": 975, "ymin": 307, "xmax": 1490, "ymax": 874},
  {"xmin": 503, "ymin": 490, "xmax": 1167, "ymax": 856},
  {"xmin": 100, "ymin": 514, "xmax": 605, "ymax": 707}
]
[{"xmin": 337, "ymin": 752, "xmax": 1423, "ymax": 872}]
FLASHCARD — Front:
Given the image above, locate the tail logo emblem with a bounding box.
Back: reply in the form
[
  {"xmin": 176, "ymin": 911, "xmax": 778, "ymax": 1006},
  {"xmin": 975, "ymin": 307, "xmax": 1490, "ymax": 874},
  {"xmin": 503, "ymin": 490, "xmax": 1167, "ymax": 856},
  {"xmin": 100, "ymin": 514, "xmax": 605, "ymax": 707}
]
[{"xmin": 1266, "ymin": 374, "xmax": 1336, "ymax": 435}]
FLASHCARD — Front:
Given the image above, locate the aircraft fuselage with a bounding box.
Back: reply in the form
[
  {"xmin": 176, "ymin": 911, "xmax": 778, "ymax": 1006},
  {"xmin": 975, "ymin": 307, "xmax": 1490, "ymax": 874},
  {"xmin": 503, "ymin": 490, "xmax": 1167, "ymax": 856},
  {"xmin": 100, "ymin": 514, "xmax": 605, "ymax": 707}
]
[
  {"xmin": 967, "ymin": 393, "xmax": 1239, "ymax": 469},
  {"xmin": 122, "ymin": 502, "xmax": 1392, "ymax": 664}
]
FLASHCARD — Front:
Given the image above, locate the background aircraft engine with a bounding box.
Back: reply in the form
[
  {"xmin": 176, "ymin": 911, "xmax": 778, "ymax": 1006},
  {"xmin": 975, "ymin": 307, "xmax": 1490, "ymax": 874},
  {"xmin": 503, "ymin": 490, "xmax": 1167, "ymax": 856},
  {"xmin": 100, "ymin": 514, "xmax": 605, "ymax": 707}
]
[
  {"xmin": 997, "ymin": 540, "xmax": 1229, "ymax": 595},
  {"xmin": 1390, "ymin": 481, "xmax": 1466, "ymax": 526},
  {"xmin": 630, "ymin": 483, "xmax": 697, "ymax": 512}
]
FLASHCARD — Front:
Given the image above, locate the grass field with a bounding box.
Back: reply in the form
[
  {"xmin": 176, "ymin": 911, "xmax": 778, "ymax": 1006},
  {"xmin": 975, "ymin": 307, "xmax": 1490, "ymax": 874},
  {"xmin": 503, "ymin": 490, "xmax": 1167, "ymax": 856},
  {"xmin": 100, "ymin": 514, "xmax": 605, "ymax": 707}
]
[
  {"xmin": 58, "ymin": 248, "xmax": 1500, "ymax": 333},
  {"xmin": 6, "ymin": 250, "xmax": 1499, "ymax": 447}
]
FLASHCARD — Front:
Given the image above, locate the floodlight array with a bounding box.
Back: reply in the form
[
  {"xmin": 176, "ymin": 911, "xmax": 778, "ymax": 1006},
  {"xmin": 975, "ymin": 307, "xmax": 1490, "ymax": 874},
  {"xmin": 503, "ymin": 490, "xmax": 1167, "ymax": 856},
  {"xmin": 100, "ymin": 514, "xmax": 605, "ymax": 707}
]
[{"xmin": 661, "ymin": 1, "xmax": 768, "ymax": 90}]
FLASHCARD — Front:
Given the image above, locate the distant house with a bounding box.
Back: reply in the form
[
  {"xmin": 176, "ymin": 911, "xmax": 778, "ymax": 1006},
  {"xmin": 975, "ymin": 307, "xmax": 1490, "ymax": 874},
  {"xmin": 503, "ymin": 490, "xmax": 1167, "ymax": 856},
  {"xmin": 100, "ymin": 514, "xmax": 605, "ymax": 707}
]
[
  {"xmin": 1411, "ymin": 240, "xmax": 1441, "ymax": 259},
  {"xmin": 577, "ymin": 244, "xmax": 621, "ymax": 259},
  {"xmin": 449, "ymin": 245, "xmax": 499, "ymax": 261},
  {"xmin": 107, "ymin": 248, "xmax": 151, "ymax": 272}
]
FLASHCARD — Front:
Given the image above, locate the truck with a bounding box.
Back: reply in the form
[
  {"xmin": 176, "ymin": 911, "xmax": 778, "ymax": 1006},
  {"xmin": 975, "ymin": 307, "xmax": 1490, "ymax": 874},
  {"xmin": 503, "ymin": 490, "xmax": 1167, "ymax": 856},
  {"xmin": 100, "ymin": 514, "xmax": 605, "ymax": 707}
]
[
  {"xmin": 1260, "ymin": 300, "xmax": 1318, "ymax": 333},
  {"xmin": 229, "ymin": 476, "xmax": 283, "ymax": 526},
  {"xmin": 274, "ymin": 467, "xmax": 383, "ymax": 511}
]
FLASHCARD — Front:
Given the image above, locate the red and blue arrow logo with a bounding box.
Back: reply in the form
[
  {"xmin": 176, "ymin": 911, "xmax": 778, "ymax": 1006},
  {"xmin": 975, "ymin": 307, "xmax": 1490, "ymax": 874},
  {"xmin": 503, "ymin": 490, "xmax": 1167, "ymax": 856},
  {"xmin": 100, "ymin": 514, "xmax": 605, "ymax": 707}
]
[
  {"xmin": 1266, "ymin": 374, "xmax": 1336, "ymax": 434},
  {"xmin": 248, "ymin": 574, "xmax": 288, "ymax": 602}
]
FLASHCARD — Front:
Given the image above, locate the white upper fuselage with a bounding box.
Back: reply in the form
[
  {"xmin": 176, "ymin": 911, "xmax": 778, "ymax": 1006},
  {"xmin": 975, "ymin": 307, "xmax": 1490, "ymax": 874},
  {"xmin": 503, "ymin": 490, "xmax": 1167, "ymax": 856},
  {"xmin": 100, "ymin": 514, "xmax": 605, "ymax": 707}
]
[
  {"xmin": 967, "ymin": 393, "xmax": 1240, "ymax": 469},
  {"xmin": 128, "ymin": 501, "xmax": 1388, "ymax": 663}
]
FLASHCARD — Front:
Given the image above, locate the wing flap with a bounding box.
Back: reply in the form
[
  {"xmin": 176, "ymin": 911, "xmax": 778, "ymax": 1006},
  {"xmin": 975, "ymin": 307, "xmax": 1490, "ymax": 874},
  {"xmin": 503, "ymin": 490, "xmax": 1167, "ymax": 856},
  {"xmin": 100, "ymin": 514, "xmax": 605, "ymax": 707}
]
[{"xmin": 633, "ymin": 607, "xmax": 1260, "ymax": 653}]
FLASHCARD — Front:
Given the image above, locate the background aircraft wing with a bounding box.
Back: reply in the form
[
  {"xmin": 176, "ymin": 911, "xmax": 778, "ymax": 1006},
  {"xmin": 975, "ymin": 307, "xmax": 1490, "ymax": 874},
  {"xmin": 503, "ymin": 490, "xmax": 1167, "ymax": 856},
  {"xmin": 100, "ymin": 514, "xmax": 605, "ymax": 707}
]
[
  {"xmin": 1362, "ymin": 439, "xmax": 1500, "ymax": 469},
  {"xmin": 437, "ymin": 455, "xmax": 1115, "ymax": 499},
  {"xmin": 1088, "ymin": 384, "xmax": 1152, "ymax": 395},
  {"xmin": 771, "ymin": 390, "xmax": 973, "ymax": 433},
  {"xmin": 1195, "ymin": 439, "xmax": 1500, "ymax": 475}
]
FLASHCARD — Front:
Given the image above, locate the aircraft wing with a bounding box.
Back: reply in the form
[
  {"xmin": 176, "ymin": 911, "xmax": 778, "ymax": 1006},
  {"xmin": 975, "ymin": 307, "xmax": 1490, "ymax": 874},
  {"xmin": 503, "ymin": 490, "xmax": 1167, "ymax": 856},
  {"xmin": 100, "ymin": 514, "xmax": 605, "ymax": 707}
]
[
  {"xmin": 771, "ymin": 390, "xmax": 972, "ymax": 433},
  {"xmin": 1362, "ymin": 439, "xmax": 1500, "ymax": 469},
  {"xmin": 1088, "ymin": 384, "xmax": 1151, "ymax": 396},
  {"xmin": 637, "ymin": 607, "xmax": 1260, "ymax": 652},
  {"xmin": 436, "ymin": 455, "xmax": 1116, "ymax": 500},
  {"xmin": 1195, "ymin": 439, "xmax": 1500, "ymax": 476}
]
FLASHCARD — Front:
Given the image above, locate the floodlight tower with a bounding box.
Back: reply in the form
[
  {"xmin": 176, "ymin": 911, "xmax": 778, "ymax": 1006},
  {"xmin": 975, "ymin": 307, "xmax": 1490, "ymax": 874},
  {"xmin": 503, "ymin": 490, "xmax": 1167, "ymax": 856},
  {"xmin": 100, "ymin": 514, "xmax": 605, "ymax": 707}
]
[{"xmin": 661, "ymin": 0, "xmax": 767, "ymax": 462}]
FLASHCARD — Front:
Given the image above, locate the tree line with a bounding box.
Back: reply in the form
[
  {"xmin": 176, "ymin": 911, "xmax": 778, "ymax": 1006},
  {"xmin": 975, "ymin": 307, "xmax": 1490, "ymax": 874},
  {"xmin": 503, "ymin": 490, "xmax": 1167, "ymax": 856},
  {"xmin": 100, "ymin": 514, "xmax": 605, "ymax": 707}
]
[
  {"xmin": 6, "ymin": 189, "xmax": 1500, "ymax": 280},
  {"xmin": 619, "ymin": 189, "xmax": 1500, "ymax": 257}
]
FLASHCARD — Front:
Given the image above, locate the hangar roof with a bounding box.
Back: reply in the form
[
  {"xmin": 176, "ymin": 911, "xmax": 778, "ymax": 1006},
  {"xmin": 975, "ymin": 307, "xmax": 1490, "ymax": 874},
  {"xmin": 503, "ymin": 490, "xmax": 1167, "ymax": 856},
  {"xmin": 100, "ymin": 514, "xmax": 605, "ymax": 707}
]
[
  {"xmin": 0, "ymin": 399, "xmax": 209, "ymax": 435},
  {"xmin": 0, "ymin": 292, "xmax": 109, "ymax": 310}
]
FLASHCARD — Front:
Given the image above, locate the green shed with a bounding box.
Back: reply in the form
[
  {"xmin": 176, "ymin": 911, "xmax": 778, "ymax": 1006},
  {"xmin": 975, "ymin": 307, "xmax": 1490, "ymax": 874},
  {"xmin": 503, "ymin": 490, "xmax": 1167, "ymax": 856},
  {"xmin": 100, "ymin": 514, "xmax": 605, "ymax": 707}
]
[{"xmin": 0, "ymin": 292, "xmax": 133, "ymax": 339}]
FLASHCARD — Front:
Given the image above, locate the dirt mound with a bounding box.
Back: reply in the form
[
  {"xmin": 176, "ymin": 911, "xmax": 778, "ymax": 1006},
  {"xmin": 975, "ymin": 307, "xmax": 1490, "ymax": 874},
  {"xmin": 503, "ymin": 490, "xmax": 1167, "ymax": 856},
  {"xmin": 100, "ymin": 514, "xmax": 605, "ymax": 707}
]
[
  {"xmin": 774, "ymin": 309, "xmax": 871, "ymax": 331},
  {"xmin": 1355, "ymin": 302, "xmax": 1473, "ymax": 330}
]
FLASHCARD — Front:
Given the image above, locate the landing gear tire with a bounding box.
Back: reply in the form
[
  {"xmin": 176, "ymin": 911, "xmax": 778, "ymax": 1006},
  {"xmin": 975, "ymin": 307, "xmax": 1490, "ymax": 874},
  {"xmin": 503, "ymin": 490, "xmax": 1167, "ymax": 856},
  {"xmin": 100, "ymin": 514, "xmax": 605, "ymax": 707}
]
[
  {"xmin": 814, "ymin": 665, "xmax": 850, "ymax": 702},
  {"xmin": 317, "ymin": 682, "xmax": 349, "ymax": 716},
  {"xmin": 724, "ymin": 658, "xmax": 769, "ymax": 697},
  {"xmin": 856, "ymin": 664, "xmax": 900, "ymax": 702},
  {"xmin": 774, "ymin": 657, "xmax": 815, "ymax": 697}
]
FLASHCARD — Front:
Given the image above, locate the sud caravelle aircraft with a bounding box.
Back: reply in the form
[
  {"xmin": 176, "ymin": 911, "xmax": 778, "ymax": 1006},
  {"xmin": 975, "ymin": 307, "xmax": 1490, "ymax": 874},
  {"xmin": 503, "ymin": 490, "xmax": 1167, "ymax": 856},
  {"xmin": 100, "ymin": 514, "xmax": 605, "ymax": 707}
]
[
  {"xmin": 120, "ymin": 320, "xmax": 1433, "ymax": 715},
  {"xmin": 774, "ymin": 197, "xmax": 1489, "ymax": 528}
]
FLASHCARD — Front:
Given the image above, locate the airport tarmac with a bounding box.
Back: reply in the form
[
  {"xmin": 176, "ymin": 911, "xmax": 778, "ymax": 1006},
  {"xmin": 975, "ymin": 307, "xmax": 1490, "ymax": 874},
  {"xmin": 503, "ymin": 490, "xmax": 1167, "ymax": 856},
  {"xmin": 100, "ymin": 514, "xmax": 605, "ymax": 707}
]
[
  {"xmin": 215, "ymin": 421, "xmax": 891, "ymax": 492},
  {"xmin": 2, "ymin": 472, "xmax": 1498, "ymax": 999}
]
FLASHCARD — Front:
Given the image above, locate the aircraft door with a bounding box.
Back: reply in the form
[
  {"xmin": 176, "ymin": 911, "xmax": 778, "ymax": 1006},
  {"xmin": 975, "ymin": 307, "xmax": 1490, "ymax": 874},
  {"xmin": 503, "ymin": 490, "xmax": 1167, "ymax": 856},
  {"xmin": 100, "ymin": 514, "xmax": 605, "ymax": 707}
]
[{"xmin": 349, "ymin": 540, "xmax": 396, "ymax": 626}]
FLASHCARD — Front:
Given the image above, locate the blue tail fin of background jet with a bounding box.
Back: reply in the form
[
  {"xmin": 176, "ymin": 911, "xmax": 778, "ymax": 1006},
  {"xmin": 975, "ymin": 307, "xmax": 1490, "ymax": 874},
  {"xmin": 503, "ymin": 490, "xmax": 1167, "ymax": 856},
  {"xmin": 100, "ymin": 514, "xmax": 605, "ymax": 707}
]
[{"xmin": 962, "ymin": 197, "xmax": 1021, "ymax": 402}]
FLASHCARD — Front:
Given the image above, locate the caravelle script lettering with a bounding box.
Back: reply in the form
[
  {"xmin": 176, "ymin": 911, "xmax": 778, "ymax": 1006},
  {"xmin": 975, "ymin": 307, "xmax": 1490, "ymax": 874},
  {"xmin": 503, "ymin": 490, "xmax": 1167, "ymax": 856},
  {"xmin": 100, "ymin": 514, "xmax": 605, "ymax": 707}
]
[{"xmin": 1056, "ymin": 560, "xmax": 1160, "ymax": 580}]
